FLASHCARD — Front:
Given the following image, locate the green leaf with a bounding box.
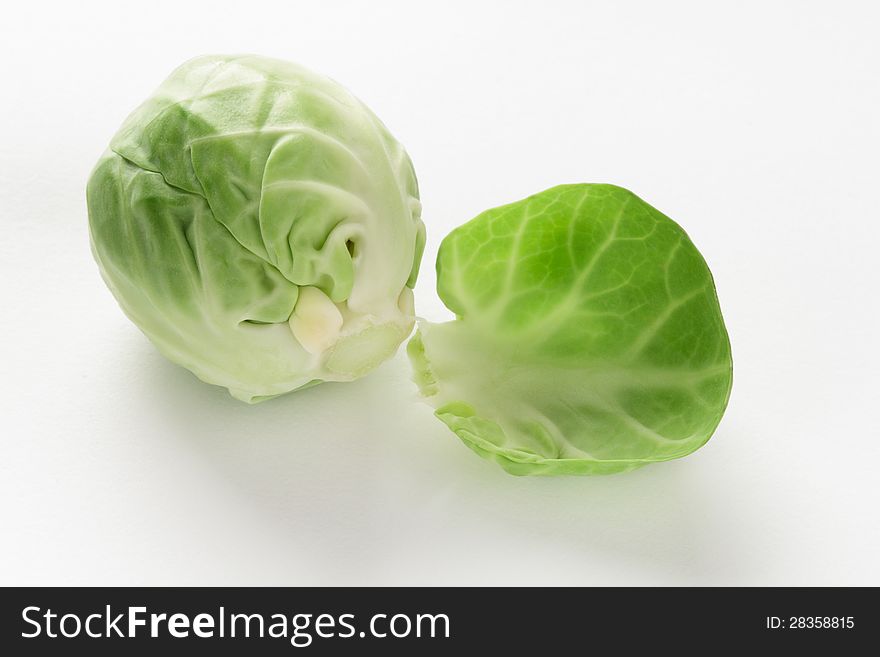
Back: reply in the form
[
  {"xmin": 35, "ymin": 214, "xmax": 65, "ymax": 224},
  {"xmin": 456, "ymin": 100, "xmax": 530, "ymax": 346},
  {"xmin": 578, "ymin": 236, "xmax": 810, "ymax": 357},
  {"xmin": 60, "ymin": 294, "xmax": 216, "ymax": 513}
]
[{"xmin": 409, "ymin": 184, "xmax": 732, "ymax": 475}]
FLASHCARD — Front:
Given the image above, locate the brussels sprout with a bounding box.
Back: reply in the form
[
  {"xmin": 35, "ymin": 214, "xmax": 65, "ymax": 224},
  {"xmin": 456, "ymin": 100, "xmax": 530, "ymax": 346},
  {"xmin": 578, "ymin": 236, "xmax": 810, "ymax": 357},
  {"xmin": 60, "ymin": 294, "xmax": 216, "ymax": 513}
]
[
  {"xmin": 408, "ymin": 184, "xmax": 732, "ymax": 475},
  {"xmin": 88, "ymin": 55, "xmax": 425, "ymax": 402}
]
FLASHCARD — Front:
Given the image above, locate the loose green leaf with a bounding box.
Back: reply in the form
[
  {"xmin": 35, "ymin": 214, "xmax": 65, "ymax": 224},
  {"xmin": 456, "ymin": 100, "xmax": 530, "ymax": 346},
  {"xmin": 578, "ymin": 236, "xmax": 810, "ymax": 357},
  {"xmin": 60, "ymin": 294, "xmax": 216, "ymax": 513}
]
[{"xmin": 409, "ymin": 184, "xmax": 732, "ymax": 475}]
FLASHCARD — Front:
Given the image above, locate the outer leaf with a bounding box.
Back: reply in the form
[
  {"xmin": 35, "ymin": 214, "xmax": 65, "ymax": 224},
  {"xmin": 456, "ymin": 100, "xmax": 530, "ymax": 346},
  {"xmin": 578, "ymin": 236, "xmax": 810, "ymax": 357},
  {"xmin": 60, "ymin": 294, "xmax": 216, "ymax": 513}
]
[{"xmin": 409, "ymin": 184, "xmax": 732, "ymax": 475}]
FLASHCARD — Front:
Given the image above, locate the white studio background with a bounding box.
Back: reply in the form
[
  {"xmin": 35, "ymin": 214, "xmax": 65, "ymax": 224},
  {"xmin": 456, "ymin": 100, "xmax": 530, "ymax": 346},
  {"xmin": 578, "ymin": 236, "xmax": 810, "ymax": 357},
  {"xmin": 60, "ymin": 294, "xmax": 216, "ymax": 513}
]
[{"xmin": 1, "ymin": 0, "xmax": 878, "ymax": 585}]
